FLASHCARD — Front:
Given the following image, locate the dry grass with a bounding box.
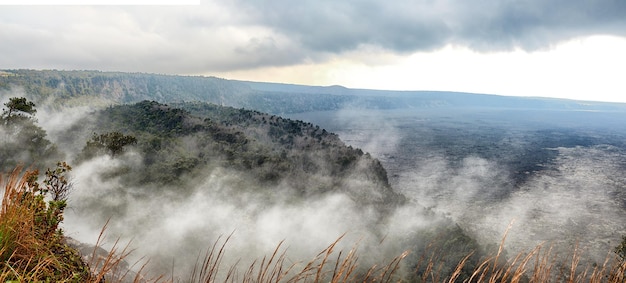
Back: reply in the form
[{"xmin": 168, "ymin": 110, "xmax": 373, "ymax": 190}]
[
  {"xmin": 415, "ymin": 224, "xmax": 626, "ymax": 283},
  {"xmin": 188, "ymin": 233, "xmax": 409, "ymax": 283},
  {"xmin": 451, "ymin": 244, "xmax": 626, "ymax": 283},
  {"xmin": 0, "ymin": 166, "xmax": 163, "ymax": 282},
  {"xmin": 0, "ymin": 166, "xmax": 84, "ymax": 282},
  {"xmin": 185, "ymin": 230, "xmax": 626, "ymax": 283}
]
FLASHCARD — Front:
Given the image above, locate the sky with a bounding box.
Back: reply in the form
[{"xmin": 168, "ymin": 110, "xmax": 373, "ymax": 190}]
[{"xmin": 1, "ymin": 1, "xmax": 625, "ymax": 102}]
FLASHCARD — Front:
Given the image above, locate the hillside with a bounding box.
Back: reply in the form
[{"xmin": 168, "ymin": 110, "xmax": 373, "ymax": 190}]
[
  {"xmin": 51, "ymin": 99, "xmax": 485, "ymax": 280},
  {"xmin": 0, "ymin": 69, "xmax": 347, "ymax": 113},
  {"xmin": 68, "ymin": 100, "xmax": 404, "ymax": 210},
  {"xmin": 3, "ymin": 69, "xmax": 626, "ymax": 115}
]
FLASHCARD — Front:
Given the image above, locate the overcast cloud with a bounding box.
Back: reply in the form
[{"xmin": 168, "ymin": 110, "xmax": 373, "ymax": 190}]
[
  {"xmin": 235, "ymin": 0, "xmax": 626, "ymax": 52},
  {"xmin": 1, "ymin": 1, "xmax": 625, "ymax": 73},
  {"xmin": 1, "ymin": 1, "xmax": 626, "ymax": 102}
]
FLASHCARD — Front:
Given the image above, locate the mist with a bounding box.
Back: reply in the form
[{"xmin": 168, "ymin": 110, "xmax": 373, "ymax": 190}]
[
  {"xmin": 35, "ymin": 105, "xmax": 95, "ymax": 155},
  {"xmin": 61, "ymin": 149, "xmax": 437, "ymax": 279},
  {"xmin": 289, "ymin": 107, "xmax": 626, "ymax": 267},
  {"xmin": 0, "ymin": 87, "xmax": 99, "ymax": 164},
  {"xmin": 400, "ymin": 149, "xmax": 626, "ymax": 264}
]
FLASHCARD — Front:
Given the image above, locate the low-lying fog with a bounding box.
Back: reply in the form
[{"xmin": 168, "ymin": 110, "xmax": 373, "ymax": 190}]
[
  {"xmin": 63, "ymin": 153, "xmax": 435, "ymax": 280},
  {"xmin": 287, "ymin": 107, "xmax": 626, "ymax": 264}
]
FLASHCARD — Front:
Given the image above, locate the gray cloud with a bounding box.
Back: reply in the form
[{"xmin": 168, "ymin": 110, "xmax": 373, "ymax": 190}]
[
  {"xmin": 1, "ymin": 1, "xmax": 625, "ymax": 73},
  {"xmin": 234, "ymin": 0, "xmax": 451, "ymax": 53},
  {"xmin": 235, "ymin": 0, "xmax": 626, "ymax": 53},
  {"xmin": 0, "ymin": 6, "xmax": 307, "ymax": 73}
]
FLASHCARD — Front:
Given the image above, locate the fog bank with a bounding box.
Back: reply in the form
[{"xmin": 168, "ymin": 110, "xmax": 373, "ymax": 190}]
[{"xmin": 62, "ymin": 152, "xmax": 437, "ymax": 279}]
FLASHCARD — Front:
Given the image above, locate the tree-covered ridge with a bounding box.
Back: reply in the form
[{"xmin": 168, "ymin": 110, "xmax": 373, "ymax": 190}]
[
  {"xmin": 0, "ymin": 69, "xmax": 351, "ymax": 113},
  {"xmin": 0, "ymin": 69, "xmax": 250, "ymax": 105},
  {"xmin": 79, "ymin": 101, "xmax": 404, "ymax": 209},
  {"xmin": 0, "ymin": 97, "xmax": 60, "ymax": 172},
  {"xmin": 67, "ymin": 100, "xmax": 486, "ymax": 280}
]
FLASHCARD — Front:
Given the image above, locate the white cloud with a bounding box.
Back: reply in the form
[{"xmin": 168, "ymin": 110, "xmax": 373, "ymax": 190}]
[
  {"xmin": 216, "ymin": 35, "xmax": 626, "ymax": 103},
  {"xmin": 1, "ymin": 3, "xmax": 626, "ymax": 102}
]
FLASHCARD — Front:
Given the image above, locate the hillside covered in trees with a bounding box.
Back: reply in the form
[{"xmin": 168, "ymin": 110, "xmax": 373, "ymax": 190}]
[
  {"xmin": 0, "ymin": 92, "xmax": 481, "ymax": 280},
  {"xmin": 69, "ymin": 100, "xmax": 404, "ymax": 210}
]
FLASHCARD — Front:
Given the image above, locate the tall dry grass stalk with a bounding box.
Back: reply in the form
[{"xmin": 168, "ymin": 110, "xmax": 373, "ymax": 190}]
[
  {"xmin": 0, "ymin": 166, "xmax": 164, "ymax": 282},
  {"xmin": 0, "ymin": 166, "xmax": 69, "ymax": 281},
  {"xmin": 416, "ymin": 224, "xmax": 626, "ymax": 283},
  {"xmin": 88, "ymin": 219, "xmax": 168, "ymax": 283},
  {"xmin": 455, "ymin": 243, "xmax": 626, "ymax": 283},
  {"xmin": 188, "ymin": 233, "xmax": 409, "ymax": 283},
  {"xmin": 132, "ymin": 221, "xmax": 626, "ymax": 283}
]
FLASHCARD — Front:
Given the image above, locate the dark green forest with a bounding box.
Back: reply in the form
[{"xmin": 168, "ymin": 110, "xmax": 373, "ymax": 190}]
[{"xmin": 73, "ymin": 100, "xmax": 404, "ymax": 209}]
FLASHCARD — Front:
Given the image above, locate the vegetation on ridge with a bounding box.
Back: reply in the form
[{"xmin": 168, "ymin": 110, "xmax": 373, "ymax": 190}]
[
  {"xmin": 0, "ymin": 96, "xmax": 60, "ymax": 173},
  {"xmin": 0, "ymin": 164, "xmax": 91, "ymax": 281},
  {"xmin": 0, "ymin": 69, "xmax": 350, "ymax": 113},
  {"xmin": 68, "ymin": 100, "xmax": 403, "ymax": 210}
]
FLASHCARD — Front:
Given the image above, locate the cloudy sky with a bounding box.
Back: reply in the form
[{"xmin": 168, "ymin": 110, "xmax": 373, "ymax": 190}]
[{"xmin": 1, "ymin": 1, "xmax": 625, "ymax": 102}]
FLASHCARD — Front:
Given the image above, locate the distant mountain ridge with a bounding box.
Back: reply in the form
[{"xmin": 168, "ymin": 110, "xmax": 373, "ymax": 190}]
[
  {"xmin": 240, "ymin": 80, "xmax": 626, "ymax": 111},
  {"xmin": 2, "ymin": 69, "xmax": 625, "ymax": 114}
]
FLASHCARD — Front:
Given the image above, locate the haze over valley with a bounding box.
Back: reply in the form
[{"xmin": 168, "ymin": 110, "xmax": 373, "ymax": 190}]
[{"xmin": 288, "ymin": 107, "xmax": 626, "ymax": 265}]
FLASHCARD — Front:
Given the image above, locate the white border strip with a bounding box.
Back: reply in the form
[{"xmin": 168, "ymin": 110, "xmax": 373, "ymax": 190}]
[{"xmin": 0, "ymin": 0, "xmax": 200, "ymax": 5}]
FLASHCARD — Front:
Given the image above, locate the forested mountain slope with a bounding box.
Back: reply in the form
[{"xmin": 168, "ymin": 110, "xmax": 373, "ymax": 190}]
[
  {"xmin": 0, "ymin": 95, "xmax": 428, "ymax": 279},
  {"xmin": 68, "ymin": 100, "xmax": 404, "ymax": 211}
]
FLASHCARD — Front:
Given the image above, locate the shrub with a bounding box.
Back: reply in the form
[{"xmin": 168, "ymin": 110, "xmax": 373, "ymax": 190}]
[{"xmin": 0, "ymin": 164, "xmax": 90, "ymax": 282}]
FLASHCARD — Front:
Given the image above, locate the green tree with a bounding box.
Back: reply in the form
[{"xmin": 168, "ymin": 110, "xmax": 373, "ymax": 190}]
[
  {"xmin": 0, "ymin": 97, "xmax": 58, "ymax": 171},
  {"xmin": 2, "ymin": 97, "xmax": 36, "ymax": 123},
  {"xmin": 82, "ymin": 132, "xmax": 138, "ymax": 158},
  {"xmin": 27, "ymin": 161, "xmax": 73, "ymax": 239}
]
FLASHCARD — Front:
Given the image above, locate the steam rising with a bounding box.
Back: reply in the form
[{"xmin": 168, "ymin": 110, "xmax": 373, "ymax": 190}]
[
  {"xmin": 398, "ymin": 150, "xmax": 626, "ymax": 263},
  {"xmin": 63, "ymin": 150, "xmax": 430, "ymax": 279},
  {"xmin": 314, "ymin": 108, "xmax": 626, "ymax": 266}
]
